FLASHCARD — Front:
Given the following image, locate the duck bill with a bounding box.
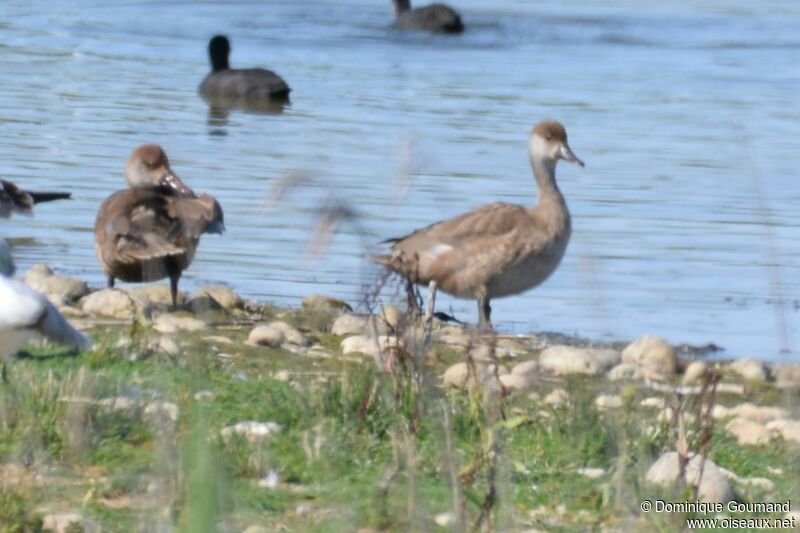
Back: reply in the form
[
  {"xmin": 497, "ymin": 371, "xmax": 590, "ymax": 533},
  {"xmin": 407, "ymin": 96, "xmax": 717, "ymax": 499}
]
[
  {"xmin": 560, "ymin": 144, "xmax": 585, "ymax": 167},
  {"xmin": 160, "ymin": 171, "xmax": 195, "ymax": 196}
]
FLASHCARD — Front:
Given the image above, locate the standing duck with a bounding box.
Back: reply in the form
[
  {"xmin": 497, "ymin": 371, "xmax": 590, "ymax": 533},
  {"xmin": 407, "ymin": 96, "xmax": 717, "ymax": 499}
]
[
  {"xmin": 0, "ymin": 239, "xmax": 91, "ymax": 377},
  {"xmin": 374, "ymin": 120, "xmax": 583, "ymax": 329},
  {"xmin": 392, "ymin": 0, "xmax": 464, "ymax": 34},
  {"xmin": 199, "ymin": 35, "xmax": 291, "ymax": 102},
  {"xmin": 94, "ymin": 144, "xmax": 224, "ymax": 310},
  {"xmin": 1, "ymin": 179, "xmax": 71, "ymax": 218}
]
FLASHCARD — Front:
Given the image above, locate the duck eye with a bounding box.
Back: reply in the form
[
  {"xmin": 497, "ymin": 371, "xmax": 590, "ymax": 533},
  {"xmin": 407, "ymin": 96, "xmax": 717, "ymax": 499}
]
[{"xmin": 546, "ymin": 134, "xmax": 552, "ymax": 140}]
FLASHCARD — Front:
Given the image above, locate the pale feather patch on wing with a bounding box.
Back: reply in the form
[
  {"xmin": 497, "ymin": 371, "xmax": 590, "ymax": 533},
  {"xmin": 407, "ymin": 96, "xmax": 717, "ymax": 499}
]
[{"xmin": 420, "ymin": 243, "xmax": 454, "ymax": 261}]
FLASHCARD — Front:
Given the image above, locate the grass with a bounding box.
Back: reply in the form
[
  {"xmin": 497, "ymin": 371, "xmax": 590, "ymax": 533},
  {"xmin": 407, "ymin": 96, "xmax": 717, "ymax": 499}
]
[{"xmin": 0, "ymin": 315, "xmax": 798, "ymax": 532}]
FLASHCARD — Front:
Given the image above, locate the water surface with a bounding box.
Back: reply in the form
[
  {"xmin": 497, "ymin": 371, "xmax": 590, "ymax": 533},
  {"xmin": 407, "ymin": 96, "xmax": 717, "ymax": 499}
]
[{"xmin": 1, "ymin": 0, "xmax": 798, "ymax": 360}]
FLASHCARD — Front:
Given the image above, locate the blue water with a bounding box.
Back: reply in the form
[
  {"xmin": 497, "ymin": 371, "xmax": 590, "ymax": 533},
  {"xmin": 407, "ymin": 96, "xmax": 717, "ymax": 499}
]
[{"xmin": 1, "ymin": 0, "xmax": 798, "ymax": 360}]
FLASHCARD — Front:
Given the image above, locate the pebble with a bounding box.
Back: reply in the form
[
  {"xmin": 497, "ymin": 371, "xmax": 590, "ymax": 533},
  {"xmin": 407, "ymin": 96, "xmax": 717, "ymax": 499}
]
[
  {"xmin": 247, "ymin": 321, "xmax": 308, "ymax": 349},
  {"xmin": 154, "ymin": 314, "xmax": 206, "ymax": 334},
  {"xmin": 437, "ymin": 327, "xmax": 472, "ymax": 348},
  {"xmin": 728, "ymin": 357, "xmax": 769, "ymax": 383},
  {"xmin": 645, "ymin": 452, "xmax": 733, "ymax": 503},
  {"xmin": 539, "ymin": 345, "xmax": 620, "ymax": 376},
  {"xmin": 725, "ymin": 417, "xmax": 772, "ymax": 446},
  {"xmin": 622, "ymin": 336, "xmax": 677, "ymax": 378},
  {"xmin": 220, "ymin": 421, "xmax": 282, "ymax": 442},
  {"xmin": 24, "ymin": 263, "xmax": 90, "ymax": 305}
]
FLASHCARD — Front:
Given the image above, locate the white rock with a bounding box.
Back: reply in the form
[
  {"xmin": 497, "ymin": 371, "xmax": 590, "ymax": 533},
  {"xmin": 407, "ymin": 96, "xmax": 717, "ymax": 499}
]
[
  {"xmin": 716, "ymin": 383, "xmax": 746, "ymax": 395},
  {"xmin": 772, "ymin": 364, "xmax": 800, "ymax": 389},
  {"xmin": 737, "ymin": 477, "xmax": 776, "ymax": 492},
  {"xmin": 576, "ymin": 467, "xmax": 605, "ymax": 479},
  {"xmin": 730, "ymin": 402, "xmax": 791, "ymax": 424},
  {"xmin": 725, "ymin": 417, "xmax": 772, "ymax": 446},
  {"xmin": 622, "ymin": 336, "xmax": 677, "ymax": 377},
  {"xmin": 202, "ymin": 335, "xmax": 233, "ymax": 345},
  {"xmin": 154, "ymin": 313, "xmax": 206, "ymax": 334},
  {"xmin": 144, "ymin": 400, "xmax": 180, "ymax": 423},
  {"xmin": 331, "ymin": 314, "xmax": 368, "ymax": 336},
  {"xmin": 607, "ymin": 363, "xmax": 646, "ymax": 381},
  {"xmin": 97, "ymin": 396, "xmax": 138, "ymax": 414},
  {"xmin": 42, "ymin": 512, "xmax": 99, "ymax": 533},
  {"xmin": 711, "ymin": 405, "xmax": 733, "ymax": 419},
  {"xmin": 80, "ymin": 289, "xmax": 144, "ymax": 320},
  {"xmin": 499, "ymin": 373, "xmax": 533, "ymax": 392},
  {"xmin": 221, "ymin": 421, "xmax": 282, "ymax": 442},
  {"xmin": 645, "ymin": 452, "xmax": 733, "ymax": 503},
  {"xmin": 242, "ymin": 526, "xmax": 270, "ymax": 533},
  {"xmin": 434, "ymin": 512, "xmax": 456, "ymax": 528},
  {"xmin": 511, "ymin": 360, "xmax": 539, "ymax": 376},
  {"xmin": 595, "ymin": 394, "xmax": 622, "ymax": 410},
  {"xmin": 438, "ymin": 328, "xmax": 471, "ymax": 348},
  {"xmin": 192, "ymin": 285, "xmax": 243, "ymax": 310},
  {"xmin": 682, "ymin": 361, "xmax": 708, "ymax": 385},
  {"xmin": 153, "ymin": 337, "xmax": 180, "ymax": 356},
  {"xmin": 728, "ymin": 357, "xmax": 769, "ymax": 383},
  {"xmin": 302, "ymin": 294, "xmax": 352, "ymax": 311},
  {"xmin": 544, "ymin": 388, "xmax": 569, "ymax": 407},
  {"xmin": 378, "ymin": 305, "xmax": 404, "ymax": 329},
  {"xmin": 130, "ymin": 285, "xmax": 186, "ymax": 307},
  {"xmin": 194, "ymin": 390, "xmax": 214, "ymax": 401},
  {"xmin": 539, "ymin": 345, "xmax": 620, "ymax": 376},
  {"xmin": 247, "ymin": 321, "xmax": 308, "ymax": 348},
  {"xmin": 640, "ymin": 397, "xmax": 666, "ymax": 409},
  {"xmin": 765, "ymin": 419, "xmax": 800, "ymax": 444},
  {"xmin": 340, "ymin": 334, "xmax": 380, "ymax": 357},
  {"xmin": 442, "ymin": 362, "xmax": 471, "ymax": 388},
  {"xmin": 25, "ymin": 264, "xmax": 90, "ymax": 305}
]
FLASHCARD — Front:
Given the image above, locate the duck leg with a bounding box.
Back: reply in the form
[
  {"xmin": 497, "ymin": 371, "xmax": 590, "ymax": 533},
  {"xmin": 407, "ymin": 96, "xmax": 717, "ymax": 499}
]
[
  {"xmin": 169, "ymin": 274, "xmax": 180, "ymax": 311},
  {"xmin": 107, "ymin": 275, "xmax": 115, "ymax": 288},
  {"xmin": 477, "ymin": 296, "xmax": 492, "ymax": 331}
]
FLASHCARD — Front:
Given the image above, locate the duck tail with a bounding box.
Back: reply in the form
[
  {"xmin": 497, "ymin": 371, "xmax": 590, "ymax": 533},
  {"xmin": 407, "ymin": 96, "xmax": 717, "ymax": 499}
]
[{"xmin": 28, "ymin": 191, "xmax": 72, "ymax": 204}]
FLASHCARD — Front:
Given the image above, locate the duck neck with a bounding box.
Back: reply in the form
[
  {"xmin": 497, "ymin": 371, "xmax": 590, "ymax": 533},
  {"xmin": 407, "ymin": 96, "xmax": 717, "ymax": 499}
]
[
  {"xmin": 210, "ymin": 53, "xmax": 229, "ymax": 72},
  {"xmin": 394, "ymin": 0, "xmax": 412, "ymax": 15},
  {"xmin": 531, "ymin": 156, "xmax": 564, "ymax": 208}
]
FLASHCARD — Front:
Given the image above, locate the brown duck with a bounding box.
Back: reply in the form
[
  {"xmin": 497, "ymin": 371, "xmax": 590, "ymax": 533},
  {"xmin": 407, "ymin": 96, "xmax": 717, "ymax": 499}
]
[
  {"xmin": 374, "ymin": 120, "xmax": 583, "ymax": 329},
  {"xmin": 94, "ymin": 144, "xmax": 224, "ymax": 309}
]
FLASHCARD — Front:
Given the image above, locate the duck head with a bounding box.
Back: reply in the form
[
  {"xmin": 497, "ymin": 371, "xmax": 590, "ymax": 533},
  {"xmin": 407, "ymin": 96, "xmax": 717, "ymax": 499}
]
[
  {"xmin": 529, "ymin": 120, "xmax": 584, "ymax": 168},
  {"xmin": 124, "ymin": 144, "xmax": 195, "ymax": 196}
]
